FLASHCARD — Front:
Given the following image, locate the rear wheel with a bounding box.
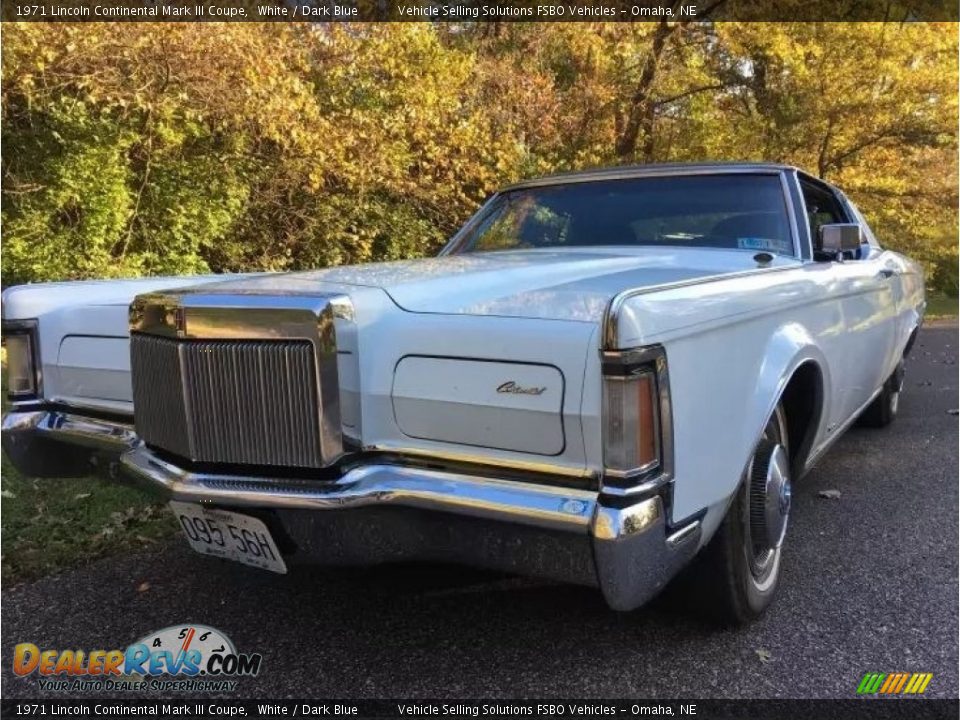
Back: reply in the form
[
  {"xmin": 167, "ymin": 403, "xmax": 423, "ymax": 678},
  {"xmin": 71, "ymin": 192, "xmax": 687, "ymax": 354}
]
[
  {"xmin": 690, "ymin": 405, "xmax": 791, "ymax": 626},
  {"xmin": 859, "ymin": 361, "xmax": 904, "ymax": 428}
]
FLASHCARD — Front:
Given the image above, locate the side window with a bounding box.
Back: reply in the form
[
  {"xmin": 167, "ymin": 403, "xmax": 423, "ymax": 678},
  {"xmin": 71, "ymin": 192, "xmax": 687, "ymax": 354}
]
[{"xmin": 799, "ymin": 180, "xmax": 846, "ymax": 251}]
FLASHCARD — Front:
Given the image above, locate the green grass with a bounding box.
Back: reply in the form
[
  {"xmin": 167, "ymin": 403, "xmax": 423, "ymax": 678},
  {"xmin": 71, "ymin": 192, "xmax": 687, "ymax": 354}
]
[
  {"xmin": 1, "ymin": 350, "xmax": 176, "ymax": 584},
  {"xmin": 925, "ymin": 292, "xmax": 958, "ymax": 319}
]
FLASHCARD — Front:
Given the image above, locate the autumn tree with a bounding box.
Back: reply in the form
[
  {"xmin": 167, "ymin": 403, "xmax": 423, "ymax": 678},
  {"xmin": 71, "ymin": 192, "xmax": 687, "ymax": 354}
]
[{"xmin": 2, "ymin": 21, "xmax": 956, "ymax": 293}]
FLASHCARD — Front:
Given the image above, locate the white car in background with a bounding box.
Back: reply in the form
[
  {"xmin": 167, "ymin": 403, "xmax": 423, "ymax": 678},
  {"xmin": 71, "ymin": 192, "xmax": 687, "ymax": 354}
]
[{"xmin": 2, "ymin": 163, "xmax": 925, "ymax": 624}]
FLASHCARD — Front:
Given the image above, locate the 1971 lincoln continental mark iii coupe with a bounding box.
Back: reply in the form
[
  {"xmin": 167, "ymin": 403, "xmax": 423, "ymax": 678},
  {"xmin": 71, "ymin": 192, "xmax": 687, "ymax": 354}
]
[{"xmin": 2, "ymin": 163, "xmax": 924, "ymax": 624}]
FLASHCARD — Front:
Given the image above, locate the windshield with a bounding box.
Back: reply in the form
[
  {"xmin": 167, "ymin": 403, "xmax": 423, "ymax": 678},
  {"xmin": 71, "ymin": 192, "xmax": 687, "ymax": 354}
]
[{"xmin": 453, "ymin": 174, "xmax": 796, "ymax": 257}]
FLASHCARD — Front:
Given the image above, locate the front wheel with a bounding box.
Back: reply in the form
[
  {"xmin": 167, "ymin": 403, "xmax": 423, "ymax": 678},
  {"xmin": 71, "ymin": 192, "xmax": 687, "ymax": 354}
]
[{"xmin": 689, "ymin": 405, "xmax": 792, "ymax": 626}]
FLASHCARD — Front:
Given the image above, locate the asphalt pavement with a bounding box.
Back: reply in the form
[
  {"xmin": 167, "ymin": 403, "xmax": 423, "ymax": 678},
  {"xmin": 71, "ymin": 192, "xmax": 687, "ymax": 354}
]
[{"xmin": 2, "ymin": 324, "xmax": 957, "ymax": 700}]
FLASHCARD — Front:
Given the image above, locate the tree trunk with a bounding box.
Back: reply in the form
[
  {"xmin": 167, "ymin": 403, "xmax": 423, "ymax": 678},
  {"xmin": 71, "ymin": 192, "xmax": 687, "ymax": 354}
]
[{"xmin": 614, "ymin": 20, "xmax": 675, "ymax": 161}]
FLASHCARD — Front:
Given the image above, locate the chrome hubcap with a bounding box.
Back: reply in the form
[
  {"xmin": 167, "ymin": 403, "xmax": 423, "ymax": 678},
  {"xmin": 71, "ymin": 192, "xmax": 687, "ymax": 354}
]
[
  {"xmin": 751, "ymin": 444, "xmax": 791, "ymax": 549},
  {"xmin": 744, "ymin": 409, "xmax": 790, "ymax": 584}
]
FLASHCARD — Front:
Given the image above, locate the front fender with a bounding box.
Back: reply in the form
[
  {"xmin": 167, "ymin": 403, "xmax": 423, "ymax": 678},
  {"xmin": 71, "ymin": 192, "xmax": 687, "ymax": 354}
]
[
  {"xmin": 752, "ymin": 322, "xmax": 831, "ymax": 462},
  {"xmin": 667, "ymin": 320, "xmax": 829, "ymax": 528}
]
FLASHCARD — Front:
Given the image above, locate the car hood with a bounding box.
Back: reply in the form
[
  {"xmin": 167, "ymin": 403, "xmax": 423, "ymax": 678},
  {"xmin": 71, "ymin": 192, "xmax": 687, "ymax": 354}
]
[
  {"xmin": 1, "ymin": 274, "xmax": 264, "ymax": 319},
  {"xmin": 194, "ymin": 247, "xmax": 800, "ymax": 323}
]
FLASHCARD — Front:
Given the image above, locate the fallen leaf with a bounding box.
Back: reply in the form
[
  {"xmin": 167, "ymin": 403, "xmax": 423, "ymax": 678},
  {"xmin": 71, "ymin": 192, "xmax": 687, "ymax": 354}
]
[
  {"xmin": 74, "ymin": 493, "xmax": 91, "ymax": 500},
  {"xmin": 135, "ymin": 535, "xmax": 154, "ymax": 545},
  {"xmin": 137, "ymin": 582, "xmax": 150, "ymax": 593},
  {"xmin": 1, "ymin": 490, "xmax": 16, "ymax": 499},
  {"xmin": 756, "ymin": 648, "xmax": 773, "ymax": 663},
  {"xmin": 818, "ymin": 489, "xmax": 842, "ymax": 500}
]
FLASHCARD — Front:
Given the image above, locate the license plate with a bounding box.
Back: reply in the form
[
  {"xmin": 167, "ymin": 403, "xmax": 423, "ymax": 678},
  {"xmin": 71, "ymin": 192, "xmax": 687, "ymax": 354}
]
[{"xmin": 169, "ymin": 501, "xmax": 287, "ymax": 574}]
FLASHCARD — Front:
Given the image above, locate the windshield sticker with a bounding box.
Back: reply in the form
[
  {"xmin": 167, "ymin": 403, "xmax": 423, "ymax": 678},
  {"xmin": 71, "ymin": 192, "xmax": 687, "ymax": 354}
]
[{"xmin": 737, "ymin": 237, "xmax": 789, "ymax": 253}]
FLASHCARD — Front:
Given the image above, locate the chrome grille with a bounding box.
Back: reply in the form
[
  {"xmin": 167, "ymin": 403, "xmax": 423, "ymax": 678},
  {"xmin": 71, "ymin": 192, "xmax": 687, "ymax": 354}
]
[{"xmin": 130, "ymin": 334, "xmax": 323, "ymax": 468}]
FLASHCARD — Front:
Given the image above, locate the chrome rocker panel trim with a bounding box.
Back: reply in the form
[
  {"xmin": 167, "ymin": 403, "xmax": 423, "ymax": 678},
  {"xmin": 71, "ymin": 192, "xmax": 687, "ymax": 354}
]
[{"xmin": 2, "ymin": 409, "xmax": 701, "ymax": 611}]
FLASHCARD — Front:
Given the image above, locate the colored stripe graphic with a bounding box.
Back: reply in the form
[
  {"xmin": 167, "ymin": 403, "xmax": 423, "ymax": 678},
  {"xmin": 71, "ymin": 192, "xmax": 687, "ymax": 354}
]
[
  {"xmin": 858, "ymin": 672, "xmax": 933, "ymax": 695},
  {"xmin": 892, "ymin": 673, "xmax": 909, "ymax": 693},
  {"xmin": 880, "ymin": 673, "xmax": 906, "ymax": 694},
  {"xmin": 904, "ymin": 673, "xmax": 934, "ymax": 694},
  {"xmin": 857, "ymin": 673, "xmax": 886, "ymax": 694}
]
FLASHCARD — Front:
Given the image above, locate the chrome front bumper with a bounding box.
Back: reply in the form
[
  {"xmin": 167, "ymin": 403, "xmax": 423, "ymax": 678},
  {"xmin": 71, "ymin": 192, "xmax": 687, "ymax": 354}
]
[{"xmin": 2, "ymin": 409, "xmax": 701, "ymax": 611}]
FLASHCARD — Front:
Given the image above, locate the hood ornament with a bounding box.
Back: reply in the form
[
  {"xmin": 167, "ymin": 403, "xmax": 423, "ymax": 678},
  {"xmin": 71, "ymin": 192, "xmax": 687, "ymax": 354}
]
[
  {"xmin": 497, "ymin": 381, "xmax": 546, "ymax": 396},
  {"xmin": 174, "ymin": 306, "xmax": 187, "ymax": 337}
]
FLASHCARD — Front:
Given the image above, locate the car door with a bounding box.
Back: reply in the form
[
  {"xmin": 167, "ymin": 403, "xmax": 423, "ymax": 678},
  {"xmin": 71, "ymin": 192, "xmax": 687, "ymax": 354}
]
[
  {"xmin": 799, "ymin": 177, "xmax": 897, "ymax": 428},
  {"xmin": 844, "ymin": 196, "xmax": 911, "ymax": 378}
]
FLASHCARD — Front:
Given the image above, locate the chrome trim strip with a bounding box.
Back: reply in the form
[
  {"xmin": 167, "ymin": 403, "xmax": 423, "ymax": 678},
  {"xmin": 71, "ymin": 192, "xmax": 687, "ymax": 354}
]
[
  {"xmin": 366, "ymin": 441, "xmax": 594, "ymax": 480},
  {"xmin": 8, "ymin": 396, "xmax": 135, "ymax": 418},
  {"xmin": 2, "ymin": 410, "xmax": 136, "ymax": 453},
  {"xmin": 600, "ymin": 476, "xmax": 671, "ymax": 498},
  {"xmin": 120, "ymin": 445, "xmax": 595, "ymax": 533},
  {"xmin": 48, "ymin": 396, "xmax": 133, "ymax": 417},
  {"xmin": 779, "ymin": 170, "xmax": 803, "ymax": 259},
  {"xmin": 602, "ymin": 457, "xmax": 659, "ymax": 479},
  {"xmin": 785, "ymin": 168, "xmax": 814, "ymax": 260},
  {"xmin": 600, "ymin": 264, "xmax": 797, "ymax": 350},
  {"xmin": 504, "ymin": 164, "xmax": 786, "ymax": 192},
  {"xmin": 666, "ymin": 519, "xmax": 701, "ymax": 548}
]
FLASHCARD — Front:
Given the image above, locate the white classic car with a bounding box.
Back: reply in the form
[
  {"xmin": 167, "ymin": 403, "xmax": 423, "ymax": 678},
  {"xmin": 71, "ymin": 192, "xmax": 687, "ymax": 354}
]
[{"xmin": 2, "ymin": 163, "xmax": 925, "ymax": 624}]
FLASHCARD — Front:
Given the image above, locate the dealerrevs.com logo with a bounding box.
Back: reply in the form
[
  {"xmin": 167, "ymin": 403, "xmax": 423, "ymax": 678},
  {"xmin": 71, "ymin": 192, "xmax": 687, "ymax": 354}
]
[{"xmin": 13, "ymin": 625, "xmax": 261, "ymax": 693}]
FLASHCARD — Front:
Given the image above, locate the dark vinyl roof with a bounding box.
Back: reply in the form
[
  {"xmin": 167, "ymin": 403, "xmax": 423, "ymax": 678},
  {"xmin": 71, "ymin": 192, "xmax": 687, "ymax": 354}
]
[{"xmin": 504, "ymin": 161, "xmax": 803, "ymax": 191}]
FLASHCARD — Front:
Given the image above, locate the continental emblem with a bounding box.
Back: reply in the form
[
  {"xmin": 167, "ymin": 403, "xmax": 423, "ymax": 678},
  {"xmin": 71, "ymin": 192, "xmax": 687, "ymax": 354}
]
[
  {"xmin": 497, "ymin": 381, "xmax": 546, "ymax": 396},
  {"xmin": 174, "ymin": 306, "xmax": 187, "ymax": 338},
  {"xmin": 163, "ymin": 306, "xmax": 188, "ymax": 337}
]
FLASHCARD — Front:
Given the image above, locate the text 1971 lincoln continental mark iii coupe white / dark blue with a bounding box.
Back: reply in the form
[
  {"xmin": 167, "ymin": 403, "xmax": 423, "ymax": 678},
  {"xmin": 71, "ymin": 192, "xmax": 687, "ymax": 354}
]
[{"xmin": 1, "ymin": 163, "xmax": 925, "ymax": 624}]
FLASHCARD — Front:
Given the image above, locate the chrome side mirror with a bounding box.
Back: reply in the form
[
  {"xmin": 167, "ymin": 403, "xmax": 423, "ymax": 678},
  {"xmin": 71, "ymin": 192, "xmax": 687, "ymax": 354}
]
[{"xmin": 819, "ymin": 223, "xmax": 862, "ymax": 255}]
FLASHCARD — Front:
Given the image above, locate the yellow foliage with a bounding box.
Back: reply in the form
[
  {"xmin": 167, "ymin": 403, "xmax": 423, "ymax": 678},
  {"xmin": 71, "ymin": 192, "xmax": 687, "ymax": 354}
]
[{"xmin": 1, "ymin": 22, "xmax": 956, "ymax": 290}]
